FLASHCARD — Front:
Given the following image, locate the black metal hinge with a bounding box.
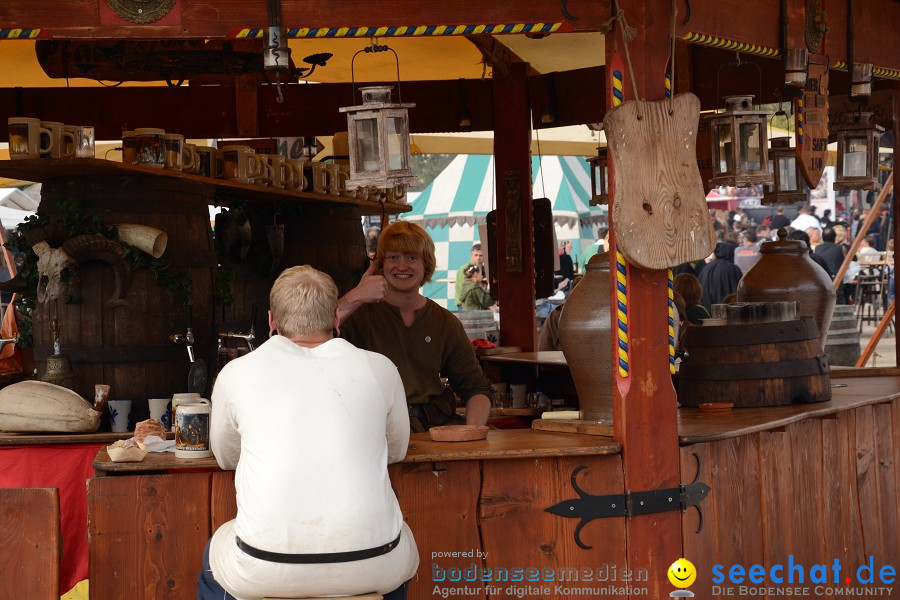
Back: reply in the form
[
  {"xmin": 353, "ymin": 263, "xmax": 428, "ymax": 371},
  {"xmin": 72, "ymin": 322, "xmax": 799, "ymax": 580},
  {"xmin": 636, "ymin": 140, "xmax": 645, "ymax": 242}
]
[{"xmin": 545, "ymin": 456, "xmax": 711, "ymax": 550}]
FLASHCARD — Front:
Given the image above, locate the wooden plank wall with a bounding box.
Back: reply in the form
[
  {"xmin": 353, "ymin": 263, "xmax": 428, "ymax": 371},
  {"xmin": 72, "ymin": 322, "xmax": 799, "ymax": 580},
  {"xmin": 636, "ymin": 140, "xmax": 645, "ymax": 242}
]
[{"xmin": 682, "ymin": 399, "xmax": 900, "ymax": 599}]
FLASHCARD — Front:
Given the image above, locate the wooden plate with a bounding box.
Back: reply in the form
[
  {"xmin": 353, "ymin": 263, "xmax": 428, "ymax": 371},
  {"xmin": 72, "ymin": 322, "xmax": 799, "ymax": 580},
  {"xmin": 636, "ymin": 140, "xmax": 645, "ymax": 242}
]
[
  {"xmin": 429, "ymin": 425, "xmax": 489, "ymax": 442},
  {"xmin": 698, "ymin": 402, "xmax": 734, "ymax": 413}
]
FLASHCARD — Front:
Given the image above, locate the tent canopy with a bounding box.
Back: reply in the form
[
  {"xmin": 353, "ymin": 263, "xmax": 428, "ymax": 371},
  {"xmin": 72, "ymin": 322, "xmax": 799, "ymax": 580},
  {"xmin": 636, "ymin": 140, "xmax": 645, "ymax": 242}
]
[{"xmin": 403, "ymin": 154, "xmax": 606, "ymax": 229}]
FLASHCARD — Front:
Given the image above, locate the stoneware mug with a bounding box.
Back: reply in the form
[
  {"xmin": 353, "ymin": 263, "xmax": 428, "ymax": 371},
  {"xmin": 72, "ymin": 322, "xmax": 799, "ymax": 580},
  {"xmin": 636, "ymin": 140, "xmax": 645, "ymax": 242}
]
[
  {"xmin": 147, "ymin": 397, "xmax": 172, "ymax": 431},
  {"xmin": 7, "ymin": 117, "xmax": 53, "ymax": 159},
  {"xmin": 40, "ymin": 121, "xmax": 76, "ymax": 158},
  {"xmin": 175, "ymin": 398, "xmax": 212, "ymax": 459},
  {"xmin": 108, "ymin": 399, "xmax": 132, "ymax": 433},
  {"xmin": 170, "ymin": 392, "xmax": 201, "ymax": 431}
]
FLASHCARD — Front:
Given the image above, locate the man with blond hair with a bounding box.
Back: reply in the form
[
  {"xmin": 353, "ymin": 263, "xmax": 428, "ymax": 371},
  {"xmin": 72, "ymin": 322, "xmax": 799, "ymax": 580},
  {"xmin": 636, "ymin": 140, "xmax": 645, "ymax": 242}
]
[{"xmin": 200, "ymin": 265, "xmax": 418, "ymax": 600}]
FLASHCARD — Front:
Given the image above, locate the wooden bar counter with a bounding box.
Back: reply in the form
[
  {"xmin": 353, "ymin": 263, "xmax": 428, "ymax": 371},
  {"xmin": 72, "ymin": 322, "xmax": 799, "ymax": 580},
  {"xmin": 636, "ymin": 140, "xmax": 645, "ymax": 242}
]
[{"xmin": 85, "ymin": 377, "xmax": 900, "ymax": 599}]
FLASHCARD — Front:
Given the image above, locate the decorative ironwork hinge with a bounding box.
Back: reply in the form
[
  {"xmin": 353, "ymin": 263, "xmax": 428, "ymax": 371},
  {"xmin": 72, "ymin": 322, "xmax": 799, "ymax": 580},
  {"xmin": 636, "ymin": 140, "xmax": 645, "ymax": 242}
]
[{"xmin": 545, "ymin": 456, "xmax": 711, "ymax": 550}]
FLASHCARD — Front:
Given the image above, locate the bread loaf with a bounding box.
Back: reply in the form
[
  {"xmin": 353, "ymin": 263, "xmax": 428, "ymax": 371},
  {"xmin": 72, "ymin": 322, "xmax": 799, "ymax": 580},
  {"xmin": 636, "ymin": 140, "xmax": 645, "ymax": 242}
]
[
  {"xmin": 134, "ymin": 418, "xmax": 166, "ymax": 443},
  {"xmin": 0, "ymin": 380, "xmax": 102, "ymax": 433}
]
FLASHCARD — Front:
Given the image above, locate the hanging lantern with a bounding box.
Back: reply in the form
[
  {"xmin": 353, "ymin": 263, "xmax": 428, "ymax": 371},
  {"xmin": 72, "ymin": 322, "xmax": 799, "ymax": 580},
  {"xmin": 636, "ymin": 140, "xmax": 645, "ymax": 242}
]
[
  {"xmin": 340, "ymin": 85, "xmax": 418, "ymax": 196},
  {"xmin": 784, "ymin": 48, "xmax": 809, "ymax": 88},
  {"xmin": 587, "ymin": 146, "xmax": 608, "ymax": 206},
  {"xmin": 704, "ymin": 95, "xmax": 773, "ymax": 188},
  {"xmin": 833, "ymin": 111, "xmax": 884, "ymax": 193},
  {"xmin": 762, "ymin": 137, "xmax": 805, "ymax": 205}
]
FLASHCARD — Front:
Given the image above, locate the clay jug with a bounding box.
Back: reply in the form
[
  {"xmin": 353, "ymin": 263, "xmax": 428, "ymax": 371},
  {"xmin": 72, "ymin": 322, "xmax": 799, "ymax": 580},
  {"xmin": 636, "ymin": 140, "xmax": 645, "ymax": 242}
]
[
  {"xmin": 558, "ymin": 252, "xmax": 612, "ymax": 422},
  {"xmin": 736, "ymin": 229, "xmax": 835, "ymax": 352}
]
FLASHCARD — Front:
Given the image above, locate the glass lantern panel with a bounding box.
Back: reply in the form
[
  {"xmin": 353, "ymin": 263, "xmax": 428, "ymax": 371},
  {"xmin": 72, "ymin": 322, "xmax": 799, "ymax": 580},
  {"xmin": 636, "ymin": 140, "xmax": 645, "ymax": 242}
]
[
  {"xmin": 590, "ymin": 162, "xmax": 600, "ymax": 196},
  {"xmin": 739, "ymin": 122, "xmax": 763, "ymax": 171},
  {"xmin": 870, "ymin": 133, "xmax": 882, "ymax": 180},
  {"xmin": 714, "ymin": 123, "xmax": 733, "ymax": 174},
  {"xmin": 602, "ymin": 164, "xmax": 609, "ymax": 195},
  {"xmin": 385, "ymin": 116, "xmax": 408, "ymax": 171},
  {"xmin": 842, "ymin": 134, "xmax": 868, "ymax": 177},
  {"xmin": 777, "ymin": 155, "xmax": 798, "ymax": 191},
  {"xmin": 354, "ymin": 117, "xmax": 381, "ymax": 173}
]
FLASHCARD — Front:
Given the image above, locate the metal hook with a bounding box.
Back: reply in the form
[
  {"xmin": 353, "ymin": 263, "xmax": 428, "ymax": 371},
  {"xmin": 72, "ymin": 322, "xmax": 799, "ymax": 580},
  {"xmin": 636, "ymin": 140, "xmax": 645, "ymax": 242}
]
[{"xmin": 275, "ymin": 75, "xmax": 284, "ymax": 104}]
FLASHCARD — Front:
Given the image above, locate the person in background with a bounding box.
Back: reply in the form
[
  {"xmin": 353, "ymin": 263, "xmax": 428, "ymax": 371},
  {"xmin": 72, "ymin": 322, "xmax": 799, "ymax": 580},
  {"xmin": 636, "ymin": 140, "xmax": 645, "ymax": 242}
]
[
  {"xmin": 699, "ymin": 242, "xmax": 743, "ymax": 310},
  {"xmin": 790, "ymin": 206, "xmax": 822, "ymax": 236},
  {"xmin": 554, "ymin": 240, "xmax": 575, "ymax": 293},
  {"xmin": 814, "ymin": 227, "xmax": 844, "ymax": 279},
  {"xmin": 820, "ymin": 209, "xmax": 834, "ymax": 229},
  {"xmin": 338, "ymin": 221, "xmax": 494, "ymax": 431},
  {"xmin": 756, "ymin": 223, "xmax": 772, "ymax": 242},
  {"xmin": 454, "ymin": 243, "xmax": 486, "ymax": 309},
  {"xmin": 734, "ymin": 229, "xmax": 761, "ymax": 275},
  {"xmin": 786, "ymin": 229, "xmax": 832, "ymax": 277},
  {"xmin": 201, "ymin": 266, "xmax": 418, "ymax": 600},
  {"xmin": 674, "ymin": 273, "xmax": 711, "ymax": 324},
  {"xmin": 805, "ymin": 226, "xmax": 822, "ymax": 251},
  {"xmin": 580, "ymin": 226, "xmax": 608, "ymax": 273},
  {"xmin": 770, "ymin": 208, "xmax": 791, "ymax": 230},
  {"xmin": 457, "ymin": 263, "xmax": 496, "ymax": 311}
]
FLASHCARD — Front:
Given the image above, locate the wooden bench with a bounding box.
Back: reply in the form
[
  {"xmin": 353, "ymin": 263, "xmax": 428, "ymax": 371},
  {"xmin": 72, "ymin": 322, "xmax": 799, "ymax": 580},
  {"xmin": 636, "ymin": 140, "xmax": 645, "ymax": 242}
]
[{"xmin": 0, "ymin": 487, "xmax": 60, "ymax": 598}]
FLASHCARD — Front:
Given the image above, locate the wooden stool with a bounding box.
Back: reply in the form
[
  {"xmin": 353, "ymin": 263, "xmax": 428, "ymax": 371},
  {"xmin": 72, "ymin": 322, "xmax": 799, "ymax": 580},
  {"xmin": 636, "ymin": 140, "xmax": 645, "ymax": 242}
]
[{"xmin": 264, "ymin": 594, "xmax": 383, "ymax": 600}]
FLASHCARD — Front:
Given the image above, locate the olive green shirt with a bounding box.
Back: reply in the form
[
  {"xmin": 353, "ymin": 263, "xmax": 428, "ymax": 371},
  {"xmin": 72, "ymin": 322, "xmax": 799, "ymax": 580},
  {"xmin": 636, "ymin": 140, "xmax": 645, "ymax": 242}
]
[{"xmin": 341, "ymin": 299, "xmax": 495, "ymax": 406}]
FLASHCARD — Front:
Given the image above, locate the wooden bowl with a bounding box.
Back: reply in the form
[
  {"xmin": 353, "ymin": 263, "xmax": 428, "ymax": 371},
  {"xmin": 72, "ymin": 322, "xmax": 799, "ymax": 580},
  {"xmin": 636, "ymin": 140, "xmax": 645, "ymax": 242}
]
[{"xmin": 429, "ymin": 425, "xmax": 489, "ymax": 442}]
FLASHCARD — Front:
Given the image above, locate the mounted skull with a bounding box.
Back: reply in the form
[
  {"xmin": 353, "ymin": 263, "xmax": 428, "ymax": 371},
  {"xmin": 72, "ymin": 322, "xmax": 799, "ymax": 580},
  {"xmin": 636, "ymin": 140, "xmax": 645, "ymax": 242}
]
[{"xmin": 32, "ymin": 241, "xmax": 76, "ymax": 304}]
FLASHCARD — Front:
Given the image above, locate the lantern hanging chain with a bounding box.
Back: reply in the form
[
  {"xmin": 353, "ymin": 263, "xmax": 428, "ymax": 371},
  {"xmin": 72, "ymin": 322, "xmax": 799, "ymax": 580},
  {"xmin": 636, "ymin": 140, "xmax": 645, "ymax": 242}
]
[
  {"xmin": 535, "ymin": 128, "xmax": 546, "ymax": 195},
  {"xmin": 714, "ymin": 52, "xmax": 763, "ymax": 111},
  {"xmin": 609, "ymin": 0, "xmax": 642, "ymax": 119},
  {"xmin": 350, "ymin": 37, "xmax": 403, "ymax": 104}
]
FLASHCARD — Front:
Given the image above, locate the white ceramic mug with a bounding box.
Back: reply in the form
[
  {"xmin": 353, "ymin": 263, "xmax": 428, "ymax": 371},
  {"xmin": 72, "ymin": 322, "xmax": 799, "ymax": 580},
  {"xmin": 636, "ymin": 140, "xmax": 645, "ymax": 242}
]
[
  {"xmin": 40, "ymin": 121, "xmax": 76, "ymax": 158},
  {"xmin": 7, "ymin": 117, "xmax": 53, "ymax": 159},
  {"xmin": 311, "ymin": 162, "xmax": 332, "ymax": 193},
  {"xmin": 285, "ymin": 158, "xmax": 308, "ymax": 191},
  {"xmin": 148, "ymin": 398, "xmax": 172, "ymax": 431},
  {"xmin": 194, "ymin": 145, "xmax": 222, "ymax": 178},
  {"xmin": 265, "ymin": 154, "xmax": 294, "ymax": 189},
  {"xmin": 175, "ymin": 398, "xmax": 212, "ymax": 459},
  {"xmin": 222, "ymin": 145, "xmax": 265, "ymax": 183},
  {"xmin": 133, "ymin": 127, "xmax": 166, "ymax": 168},
  {"xmin": 182, "ymin": 143, "xmax": 200, "ymax": 175},
  {"xmin": 170, "ymin": 392, "xmax": 201, "ymax": 431},
  {"xmin": 108, "ymin": 399, "xmax": 132, "ymax": 433}
]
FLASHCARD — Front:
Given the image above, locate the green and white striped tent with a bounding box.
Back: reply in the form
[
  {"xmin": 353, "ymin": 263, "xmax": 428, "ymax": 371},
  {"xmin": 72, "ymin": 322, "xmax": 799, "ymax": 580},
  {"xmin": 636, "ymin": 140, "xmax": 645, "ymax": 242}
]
[{"xmin": 403, "ymin": 154, "xmax": 606, "ymax": 309}]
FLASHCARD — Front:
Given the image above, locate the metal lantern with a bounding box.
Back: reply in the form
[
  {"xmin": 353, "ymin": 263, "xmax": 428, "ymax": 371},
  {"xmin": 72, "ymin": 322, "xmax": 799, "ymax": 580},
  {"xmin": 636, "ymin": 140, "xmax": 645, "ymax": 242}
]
[
  {"xmin": 851, "ymin": 63, "xmax": 874, "ymax": 98},
  {"xmin": 704, "ymin": 95, "xmax": 773, "ymax": 188},
  {"xmin": 339, "ymin": 85, "xmax": 418, "ymax": 194},
  {"xmin": 784, "ymin": 48, "xmax": 809, "ymax": 88},
  {"xmin": 833, "ymin": 111, "xmax": 884, "ymax": 193},
  {"xmin": 762, "ymin": 137, "xmax": 805, "ymax": 204},
  {"xmin": 587, "ymin": 146, "xmax": 608, "ymax": 206}
]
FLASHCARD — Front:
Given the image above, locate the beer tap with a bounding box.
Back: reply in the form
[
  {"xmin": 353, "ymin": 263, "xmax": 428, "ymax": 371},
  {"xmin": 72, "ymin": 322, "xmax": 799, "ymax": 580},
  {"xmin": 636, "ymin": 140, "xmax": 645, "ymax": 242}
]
[
  {"xmin": 169, "ymin": 307, "xmax": 197, "ymax": 363},
  {"xmin": 217, "ymin": 305, "xmax": 257, "ymax": 353}
]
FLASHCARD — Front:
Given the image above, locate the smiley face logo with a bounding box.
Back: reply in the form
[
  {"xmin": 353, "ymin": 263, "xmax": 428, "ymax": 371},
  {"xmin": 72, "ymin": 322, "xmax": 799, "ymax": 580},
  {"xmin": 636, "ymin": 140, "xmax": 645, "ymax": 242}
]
[{"xmin": 668, "ymin": 558, "xmax": 697, "ymax": 588}]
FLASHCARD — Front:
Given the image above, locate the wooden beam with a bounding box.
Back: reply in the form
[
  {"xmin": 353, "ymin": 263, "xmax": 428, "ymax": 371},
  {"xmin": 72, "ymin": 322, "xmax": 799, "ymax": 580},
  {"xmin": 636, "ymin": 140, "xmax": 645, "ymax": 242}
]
[
  {"xmin": 0, "ymin": 0, "xmax": 613, "ymax": 38},
  {"xmin": 894, "ymin": 81, "xmax": 899, "ymax": 366},
  {"xmin": 0, "ymin": 69, "xmax": 606, "ymax": 140},
  {"xmin": 494, "ymin": 61, "xmax": 537, "ymax": 352},
  {"xmin": 607, "ymin": 0, "xmax": 682, "ymax": 596},
  {"xmin": 675, "ymin": 0, "xmax": 900, "ymax": 73}
]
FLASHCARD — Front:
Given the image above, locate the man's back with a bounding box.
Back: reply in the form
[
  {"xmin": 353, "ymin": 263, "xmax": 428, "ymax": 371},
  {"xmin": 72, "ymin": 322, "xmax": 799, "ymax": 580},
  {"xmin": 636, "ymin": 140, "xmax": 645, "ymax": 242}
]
[{"xmin": 209, "ymin": 336, "xmax": 417, "ymax": 598}]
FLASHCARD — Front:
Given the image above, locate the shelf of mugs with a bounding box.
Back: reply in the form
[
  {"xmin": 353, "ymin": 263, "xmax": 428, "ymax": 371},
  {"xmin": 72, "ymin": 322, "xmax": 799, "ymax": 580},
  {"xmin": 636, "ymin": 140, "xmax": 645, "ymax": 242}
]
[{"xmin": 0, "ymin": 157, "xmax": 412, "ymax": 217}]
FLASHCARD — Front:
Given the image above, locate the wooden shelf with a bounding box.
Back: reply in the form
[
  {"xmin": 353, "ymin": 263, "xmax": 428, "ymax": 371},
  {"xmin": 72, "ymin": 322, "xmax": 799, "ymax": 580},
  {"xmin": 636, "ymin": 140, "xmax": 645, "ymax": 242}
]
[{"xmin": 0, "ymin": 157, "xmax": 412, "ymax": 216}]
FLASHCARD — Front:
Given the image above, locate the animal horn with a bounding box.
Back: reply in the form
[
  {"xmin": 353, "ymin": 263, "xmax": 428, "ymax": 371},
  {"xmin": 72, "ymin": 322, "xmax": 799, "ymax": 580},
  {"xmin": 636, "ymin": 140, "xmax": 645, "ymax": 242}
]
[
  {"xmin": 114, "ymin": 224, "xmax": 168, "ymax": 259},
  {"xmin": 60, "ymin": 234, "xmax": 132, "ymax": 307}
]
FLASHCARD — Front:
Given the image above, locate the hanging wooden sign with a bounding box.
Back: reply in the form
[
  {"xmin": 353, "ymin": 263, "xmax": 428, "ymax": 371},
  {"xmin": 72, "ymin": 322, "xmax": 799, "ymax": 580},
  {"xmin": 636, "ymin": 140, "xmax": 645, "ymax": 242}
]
[
  {"xmin": 795, "ymin": 53, "xmax": 830, "ymax": 189},
  {"xmin": 503, "ymin": 170, "xmax": 523, "ymax": 273},
  {"xmin": 604, "ymin": 93, "xmax": 716, "ymax": 270}
]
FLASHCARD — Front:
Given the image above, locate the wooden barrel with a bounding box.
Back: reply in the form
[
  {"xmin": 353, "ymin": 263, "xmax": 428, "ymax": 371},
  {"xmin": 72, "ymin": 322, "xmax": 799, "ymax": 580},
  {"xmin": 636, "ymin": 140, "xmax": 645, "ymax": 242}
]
[
  {"xmin": 453, "ymin": 310, "xmax": 500, "ymax": 344},
  {"xmin": 824, "ymin": 304, "xmax": 861, "ymax": 367},
  {"xmin": 33, "ymin": 176, "xmax": 217, "ymax": 407},
  {"xmin": 678, "ymin": 317, "xmax": 831, "ymax": 407}
]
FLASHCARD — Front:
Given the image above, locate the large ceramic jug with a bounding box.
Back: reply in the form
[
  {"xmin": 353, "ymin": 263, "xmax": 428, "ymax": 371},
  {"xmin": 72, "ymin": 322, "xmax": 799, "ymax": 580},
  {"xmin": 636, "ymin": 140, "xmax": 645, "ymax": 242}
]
[
  {"xmin": 558, "ymin": 252, "xmax": 613, "ymax": 422},
  {"xmin": 736, "ymin": 229, "xmax": 835, "ymax": 352}
]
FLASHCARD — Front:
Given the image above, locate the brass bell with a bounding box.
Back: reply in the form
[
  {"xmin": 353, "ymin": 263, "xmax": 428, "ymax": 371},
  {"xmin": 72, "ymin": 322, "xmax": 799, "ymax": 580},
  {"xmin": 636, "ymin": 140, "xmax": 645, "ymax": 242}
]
[{"xmin": 41, "ymin": 318, "xmax": 77, "ymax": 387}]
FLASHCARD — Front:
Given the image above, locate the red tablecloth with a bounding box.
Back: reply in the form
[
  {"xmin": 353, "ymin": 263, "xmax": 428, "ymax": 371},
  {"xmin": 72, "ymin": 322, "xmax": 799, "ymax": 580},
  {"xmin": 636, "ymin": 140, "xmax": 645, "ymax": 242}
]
[{"xmin": 0, "ymin": 442, "xmax": 103, "ymax": 592}]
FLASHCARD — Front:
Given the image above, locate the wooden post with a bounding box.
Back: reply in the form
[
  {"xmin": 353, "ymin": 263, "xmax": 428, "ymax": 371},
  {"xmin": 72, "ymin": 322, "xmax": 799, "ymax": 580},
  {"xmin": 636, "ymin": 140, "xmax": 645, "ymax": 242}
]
[
  {"xmin": 494, "ymin": 61, "xmax": 537, "ymax": 351},
  {"xmin": 894, "ymin": 83, "xmax": 899, "ymax": 365},
  {"xmin": 607, "ymin": 0, "xmax": 683, "ymax": 596}
]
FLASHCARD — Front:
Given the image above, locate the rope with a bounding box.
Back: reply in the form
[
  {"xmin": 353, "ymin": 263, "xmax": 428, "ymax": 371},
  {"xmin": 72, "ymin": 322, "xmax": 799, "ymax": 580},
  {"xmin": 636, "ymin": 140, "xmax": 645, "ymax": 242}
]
[{"xmin": 611, "ymin": 1, "xmax": 642, "ymax": 117}]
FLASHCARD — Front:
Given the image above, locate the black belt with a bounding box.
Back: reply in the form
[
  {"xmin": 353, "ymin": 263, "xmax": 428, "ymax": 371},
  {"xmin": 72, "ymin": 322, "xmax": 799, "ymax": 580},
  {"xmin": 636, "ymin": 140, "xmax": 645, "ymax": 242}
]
[{"xmin": 235, "ymin": 532, "xmax": 401, "ymax": 564}]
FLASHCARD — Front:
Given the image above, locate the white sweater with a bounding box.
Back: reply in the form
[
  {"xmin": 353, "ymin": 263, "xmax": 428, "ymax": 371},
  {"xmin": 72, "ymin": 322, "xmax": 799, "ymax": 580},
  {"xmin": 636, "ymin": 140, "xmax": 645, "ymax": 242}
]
[{"xmin": 209, "ymin": 336, "xmax": 418, "ymax": 599}]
